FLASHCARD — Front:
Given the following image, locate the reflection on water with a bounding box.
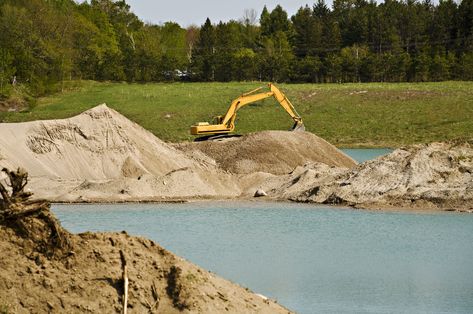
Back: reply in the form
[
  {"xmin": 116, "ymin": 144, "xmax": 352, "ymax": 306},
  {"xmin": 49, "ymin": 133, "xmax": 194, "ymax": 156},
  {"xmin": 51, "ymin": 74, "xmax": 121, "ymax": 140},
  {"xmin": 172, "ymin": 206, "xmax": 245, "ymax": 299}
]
[{"xmin": 53, "ymin": 202, "xmax": 473, "ymax": 314}]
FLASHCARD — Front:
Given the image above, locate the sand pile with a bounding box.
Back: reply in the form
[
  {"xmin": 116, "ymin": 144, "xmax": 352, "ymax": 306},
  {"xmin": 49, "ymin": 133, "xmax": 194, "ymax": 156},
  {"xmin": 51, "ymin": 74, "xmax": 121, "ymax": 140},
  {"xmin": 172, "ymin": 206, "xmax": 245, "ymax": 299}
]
[
  {"xmin": 175, "ymin": 131, "xmax": 356, "ymax": 175},
  {"xmin": 274, "ymin": 141, "xmax": 473, "ymax": 210},
  {"xmin": 0, "ymin": 203, "xmax": 290, "ymax": 313},
  {"xmin": 0, "ymin": 105, "xmax": 356, "ymax": 202},
  {"xmin": 0, "ymin": 105, "xmax": 239, "ymax": 201},
  {"xmin": 3, "ymin": 104, "xmax": 469, "ymax": 210},
  {"xmin": 0, "ymin": 104, "xmax": 194, "ymax": 180}
]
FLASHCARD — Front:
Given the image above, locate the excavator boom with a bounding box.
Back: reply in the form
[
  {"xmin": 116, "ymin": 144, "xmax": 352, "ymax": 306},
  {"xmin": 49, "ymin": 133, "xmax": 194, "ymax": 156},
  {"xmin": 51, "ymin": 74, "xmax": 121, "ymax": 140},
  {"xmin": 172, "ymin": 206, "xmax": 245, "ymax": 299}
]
[{"xmin": 190, "ymin": 83, "xmax": 304, "ymax": 136}]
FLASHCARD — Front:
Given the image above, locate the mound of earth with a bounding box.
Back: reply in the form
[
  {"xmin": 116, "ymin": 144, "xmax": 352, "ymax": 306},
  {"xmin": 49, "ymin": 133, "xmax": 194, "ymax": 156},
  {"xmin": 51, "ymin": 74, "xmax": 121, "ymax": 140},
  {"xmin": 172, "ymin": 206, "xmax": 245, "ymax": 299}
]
[
  {"xmin": 274, "ymin": 141, "xmax": 473, "ymax": 211},
  {"xmin": 0, "ymin": 104, "xmax": 239, "ymax": 201},
  {"xmin": 3, "ymin": 104, "xmax": 469, "ymax": 210},
  {"xmin": 0, "ymin": 105, "xmax": 356, "ymax": 202},
  {"xmin": 0, "ymin": 212, "xmax": 290, "ymax": 313},
  {"xmin": 0, "ymin": 104, "xmax": 195, "ymax": 180},
  {"xmin": 175, "ymin": 131, "xmax": 356, "ymax": 175}
]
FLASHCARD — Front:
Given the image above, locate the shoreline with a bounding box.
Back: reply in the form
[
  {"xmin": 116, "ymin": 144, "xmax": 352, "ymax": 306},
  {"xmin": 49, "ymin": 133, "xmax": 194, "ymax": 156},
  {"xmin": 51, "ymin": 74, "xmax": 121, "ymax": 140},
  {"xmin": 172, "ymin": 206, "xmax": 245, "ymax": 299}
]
[
  {"xmin": 49, "ymin": 197, "xmax": 473, "ymax": 214},
  {"xmin": 2, "ymin": 105, "xmax": 471, "ymax": 216}
]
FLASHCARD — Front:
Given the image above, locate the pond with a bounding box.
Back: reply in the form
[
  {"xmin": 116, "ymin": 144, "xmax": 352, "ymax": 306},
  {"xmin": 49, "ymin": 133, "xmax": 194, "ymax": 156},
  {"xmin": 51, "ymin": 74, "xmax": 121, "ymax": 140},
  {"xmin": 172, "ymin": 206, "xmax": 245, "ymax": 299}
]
[
  {"xmin": 53, "ymin": 202, "xmax": 473, "ymax": 314},
  {"xmin": 341, "ymin": 148, "xmax": 393, "ymax": 163}
]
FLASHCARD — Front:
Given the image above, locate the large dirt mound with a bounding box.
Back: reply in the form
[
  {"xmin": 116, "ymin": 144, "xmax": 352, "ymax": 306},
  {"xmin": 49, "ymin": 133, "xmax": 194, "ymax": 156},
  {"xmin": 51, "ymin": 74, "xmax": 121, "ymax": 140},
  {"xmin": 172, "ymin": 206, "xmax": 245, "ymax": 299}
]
[
  {"xmin": 274, "ymin": 141, "xmax": 473, "ymax": 210},
  {"xmin": 0, "ymin": 203, "xmax": 290, "ymax": 313},
  {"xmin": 0, "ymin": 104, "xmax": 193, "ymax": 180},
  {"xmin": 0, "ymin": 105, "xmax": 239, "ymax": 201},
  {"xmin": 176, "ymin": 131, "xmax": 356, "ymax": 175},
  {"xmin": 0, "ymin": 106, "xmax": 356, "ymax": 202}
]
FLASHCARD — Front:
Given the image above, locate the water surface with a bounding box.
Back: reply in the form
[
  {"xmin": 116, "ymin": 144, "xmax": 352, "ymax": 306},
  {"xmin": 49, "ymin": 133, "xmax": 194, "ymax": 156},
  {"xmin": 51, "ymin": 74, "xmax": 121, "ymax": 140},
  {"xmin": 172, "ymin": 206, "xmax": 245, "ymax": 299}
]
[
  {"xmin": 53, "ymin": 202, "xmax": 473, "ymax": 314},
  {"xmin": 342, "ymin": 148, "xmax": 393, "ymax": 163}
]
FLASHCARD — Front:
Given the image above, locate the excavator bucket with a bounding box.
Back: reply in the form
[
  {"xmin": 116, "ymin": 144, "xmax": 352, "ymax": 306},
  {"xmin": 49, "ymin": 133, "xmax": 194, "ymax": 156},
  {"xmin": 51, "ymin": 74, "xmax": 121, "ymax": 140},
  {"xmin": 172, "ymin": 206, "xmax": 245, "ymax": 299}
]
[{"xmin": 291, "ymin": 122, "xmax": 305, "ymax": 132}]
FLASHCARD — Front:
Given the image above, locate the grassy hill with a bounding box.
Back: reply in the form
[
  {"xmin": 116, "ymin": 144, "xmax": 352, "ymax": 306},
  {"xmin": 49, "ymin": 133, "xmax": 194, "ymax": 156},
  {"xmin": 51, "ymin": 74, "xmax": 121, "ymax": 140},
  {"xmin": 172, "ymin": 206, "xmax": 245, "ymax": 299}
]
[{"xmin": 1, "ymin": 81, "xmax": 472, "ymax": 147}]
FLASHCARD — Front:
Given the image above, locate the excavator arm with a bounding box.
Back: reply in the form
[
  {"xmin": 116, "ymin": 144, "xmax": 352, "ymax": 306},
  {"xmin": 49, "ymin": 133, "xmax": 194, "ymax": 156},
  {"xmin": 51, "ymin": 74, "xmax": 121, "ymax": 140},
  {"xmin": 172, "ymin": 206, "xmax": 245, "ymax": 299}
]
[
  {"xmin": 190, "ymin": 83, "xmax": 304, "ymax": 136},
  {"xmin": 268, "ymin": 83, "xmax": 304, "ymax": 131}
]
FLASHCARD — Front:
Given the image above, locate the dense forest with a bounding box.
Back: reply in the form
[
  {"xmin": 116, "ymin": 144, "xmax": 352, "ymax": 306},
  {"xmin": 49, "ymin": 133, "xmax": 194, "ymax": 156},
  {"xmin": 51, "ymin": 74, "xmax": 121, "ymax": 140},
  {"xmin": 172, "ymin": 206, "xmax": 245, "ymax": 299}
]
[{"xmin": 0, "ymin": 0, "xmax": 472, "ymax": 99}]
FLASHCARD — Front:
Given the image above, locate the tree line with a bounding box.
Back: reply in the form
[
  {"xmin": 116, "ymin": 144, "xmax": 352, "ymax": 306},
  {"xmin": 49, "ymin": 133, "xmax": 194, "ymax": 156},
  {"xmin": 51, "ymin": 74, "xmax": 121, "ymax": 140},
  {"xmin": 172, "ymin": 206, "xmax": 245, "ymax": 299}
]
[{"xmin": 0, "ymin": 0, "xmax": 472, "ymax": 98}]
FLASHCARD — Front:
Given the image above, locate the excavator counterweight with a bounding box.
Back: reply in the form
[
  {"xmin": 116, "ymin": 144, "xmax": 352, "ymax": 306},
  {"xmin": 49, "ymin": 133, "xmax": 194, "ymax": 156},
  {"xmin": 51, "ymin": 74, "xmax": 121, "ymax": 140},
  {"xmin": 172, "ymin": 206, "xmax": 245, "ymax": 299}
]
[{"xmin": 190, "ymin": 83, "xmax": 304, "ymax": 136}]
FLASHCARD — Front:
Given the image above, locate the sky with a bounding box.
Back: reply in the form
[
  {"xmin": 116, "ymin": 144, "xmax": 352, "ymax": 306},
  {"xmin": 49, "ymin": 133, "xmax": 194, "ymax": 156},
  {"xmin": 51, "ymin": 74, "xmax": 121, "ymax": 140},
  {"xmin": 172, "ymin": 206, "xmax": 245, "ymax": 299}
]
[{"xmin": 116, "ymin": 0, "xmax": 327, "ymax": 27}]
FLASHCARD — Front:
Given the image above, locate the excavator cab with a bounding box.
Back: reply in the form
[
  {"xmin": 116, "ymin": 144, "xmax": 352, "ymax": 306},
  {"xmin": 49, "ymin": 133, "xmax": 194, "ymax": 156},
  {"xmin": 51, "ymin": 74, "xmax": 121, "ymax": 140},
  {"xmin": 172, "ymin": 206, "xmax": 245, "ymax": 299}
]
[
  {"xmin": 213, "ymin": 115, "xmax": 224, "ymax": 125},
  {"xmin": 190, "ymin": 83, "xmax": 304, "ymax": 137}
]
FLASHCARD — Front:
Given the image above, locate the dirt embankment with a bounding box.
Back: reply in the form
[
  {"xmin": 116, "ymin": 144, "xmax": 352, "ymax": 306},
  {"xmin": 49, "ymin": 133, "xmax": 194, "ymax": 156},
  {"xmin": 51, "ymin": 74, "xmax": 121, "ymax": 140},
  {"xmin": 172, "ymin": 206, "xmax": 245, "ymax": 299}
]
[
  {"xmin": 175, "ymin": 131, "xmax": 356, "ymax": 175},
  {"xmin": 0, "ymin": 208, "xmax": 291, "ymax": 314},
  {"xmin": 271, "ymin": 141, "xmax": 473, "ymax": 211}
]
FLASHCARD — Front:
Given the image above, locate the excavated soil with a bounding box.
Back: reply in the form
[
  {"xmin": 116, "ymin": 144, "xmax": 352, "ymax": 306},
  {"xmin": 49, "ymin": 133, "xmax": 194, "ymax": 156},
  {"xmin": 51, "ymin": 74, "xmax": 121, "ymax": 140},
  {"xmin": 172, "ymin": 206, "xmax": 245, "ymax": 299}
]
[
  {"xmin": 269, "ymin": 141, "xmax": 473, "ymax": 211},
  {"xmin": 175, "ymin": 131, "xmax": 356, "ymax": 175},
  {"xmin": 0, "ymin": 104, "xmax": 471, "ymax": 210},
  {"xmin": 0, "ymin": 104, "xmax": 198, "ymax": 180},
  {"xmin": 0, "ymin": 105, "xmax": 355, "ymax": 202},
  {"xmin": 0, "ymin": 210, "xmax": 291, "ymax": 313},
  {"xmin": 0, "ymin": 104, "xmax": 240, "ymax": 202}
]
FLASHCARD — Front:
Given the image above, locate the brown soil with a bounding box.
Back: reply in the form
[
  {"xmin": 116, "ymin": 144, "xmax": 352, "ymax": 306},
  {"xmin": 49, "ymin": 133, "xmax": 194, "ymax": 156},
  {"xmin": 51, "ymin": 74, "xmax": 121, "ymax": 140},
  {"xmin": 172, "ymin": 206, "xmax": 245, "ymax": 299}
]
[
  {"xmin": 175, "ymin": 131, "xmax": 356, "ymax": 175},
  {"xmin": 0, "ymin": 208, "xmax": 291, "ymax": 313}
]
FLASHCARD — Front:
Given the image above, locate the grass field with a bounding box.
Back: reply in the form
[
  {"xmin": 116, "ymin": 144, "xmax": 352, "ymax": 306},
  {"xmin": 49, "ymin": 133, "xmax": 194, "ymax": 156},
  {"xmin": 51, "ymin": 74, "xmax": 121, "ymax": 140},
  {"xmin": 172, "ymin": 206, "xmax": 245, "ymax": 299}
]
[{"xmin": 1, "ymin": 81, "xmax": 472, "ymax": 147}]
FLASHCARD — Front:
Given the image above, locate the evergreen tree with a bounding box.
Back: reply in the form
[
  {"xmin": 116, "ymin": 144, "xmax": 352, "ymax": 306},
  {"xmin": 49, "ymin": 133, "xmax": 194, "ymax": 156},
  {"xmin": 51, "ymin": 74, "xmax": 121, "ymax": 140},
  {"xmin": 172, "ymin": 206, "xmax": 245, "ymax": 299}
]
[
  {"xmin": 291, "ymin": 6, "xmax": 322, "ymax": 58},
  {"xmin": 191, "ymin": 18, "xmax": 215, "ymax": 81},
  {"xmin": 214, "ymin": 21, "xmax": 243, "ymax": 81},
  {"xmin": 260, "ymin": 6, "xmax": 271, "ymax": 37},
  {"xmin": 458, "ymin": 0, "xmax": 473, "ymax": 52},
  {"xmin": 269, "ymin": 5, "xmax": 290, "ymax": 34}
]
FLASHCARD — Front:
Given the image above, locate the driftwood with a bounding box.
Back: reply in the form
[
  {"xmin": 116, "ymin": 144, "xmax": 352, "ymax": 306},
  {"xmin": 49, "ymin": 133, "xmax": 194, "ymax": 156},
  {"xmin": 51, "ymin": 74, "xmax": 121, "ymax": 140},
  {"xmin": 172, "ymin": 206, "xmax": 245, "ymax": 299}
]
[
  {"xmin": 120, "ymin": 250, "xmax": 129, "ymax": 314},
  {"xmin": 0, "ymin": 168, "xmax": 32, "ymax": 209},
  {"xmin": 0, "ymin": 167, "xmax": 71, "ymax": 256}
]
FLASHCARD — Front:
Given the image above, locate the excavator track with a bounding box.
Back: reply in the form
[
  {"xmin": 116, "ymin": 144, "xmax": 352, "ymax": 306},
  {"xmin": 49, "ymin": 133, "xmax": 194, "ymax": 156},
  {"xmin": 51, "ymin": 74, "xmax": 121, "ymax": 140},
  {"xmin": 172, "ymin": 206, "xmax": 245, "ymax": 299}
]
[{"xmin": 194, "ymin": 134, "xmax": 242, "ymax": 142}]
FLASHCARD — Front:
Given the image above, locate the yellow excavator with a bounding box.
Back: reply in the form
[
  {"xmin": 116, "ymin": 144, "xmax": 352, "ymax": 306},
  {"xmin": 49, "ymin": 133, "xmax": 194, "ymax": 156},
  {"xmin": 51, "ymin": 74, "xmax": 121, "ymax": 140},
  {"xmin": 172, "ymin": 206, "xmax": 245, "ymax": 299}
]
[{"xmin": 190, "ymin": 83, "xmax": 304, "ymax": 137}]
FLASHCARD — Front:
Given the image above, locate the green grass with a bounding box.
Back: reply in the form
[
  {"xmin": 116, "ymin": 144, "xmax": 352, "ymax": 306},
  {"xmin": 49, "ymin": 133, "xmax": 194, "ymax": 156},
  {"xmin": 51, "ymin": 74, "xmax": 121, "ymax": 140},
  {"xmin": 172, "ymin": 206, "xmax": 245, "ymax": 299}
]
[{"xmin": 1, "ymin": 80, "xmax": 472, "ymax": 147}]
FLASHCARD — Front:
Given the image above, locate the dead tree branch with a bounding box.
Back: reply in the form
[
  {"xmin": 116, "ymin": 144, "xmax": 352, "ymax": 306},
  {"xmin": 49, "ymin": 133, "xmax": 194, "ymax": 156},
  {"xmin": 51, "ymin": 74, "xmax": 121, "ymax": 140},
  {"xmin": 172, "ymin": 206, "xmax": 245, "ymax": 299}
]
[{"xmin": 0, "ymin": 167, "xmax": 72, "ymax": 257}]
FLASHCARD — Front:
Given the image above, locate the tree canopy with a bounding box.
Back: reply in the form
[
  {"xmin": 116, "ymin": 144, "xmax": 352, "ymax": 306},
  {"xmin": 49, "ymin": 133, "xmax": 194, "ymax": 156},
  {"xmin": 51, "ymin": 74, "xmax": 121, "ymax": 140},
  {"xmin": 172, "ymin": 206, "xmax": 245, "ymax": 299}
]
[{"xmin": 0, "ymin": 0, "xmax": 472, "ymax": 98}]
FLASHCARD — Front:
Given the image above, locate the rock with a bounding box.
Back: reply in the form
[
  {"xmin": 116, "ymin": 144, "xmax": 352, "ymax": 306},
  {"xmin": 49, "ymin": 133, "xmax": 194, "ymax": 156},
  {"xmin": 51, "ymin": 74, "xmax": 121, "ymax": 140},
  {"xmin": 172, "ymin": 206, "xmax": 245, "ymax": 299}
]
[{"xmin": 254, "ymin": 189, "xmax": 267, "ymax": 197}]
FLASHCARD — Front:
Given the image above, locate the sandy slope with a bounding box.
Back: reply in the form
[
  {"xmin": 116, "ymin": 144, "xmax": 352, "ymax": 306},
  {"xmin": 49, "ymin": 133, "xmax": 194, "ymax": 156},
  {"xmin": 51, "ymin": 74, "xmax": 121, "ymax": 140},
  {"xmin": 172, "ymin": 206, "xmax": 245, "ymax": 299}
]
[
  {"xmin": 0, "ymin": 104, "xmax": 191, "ymax": 179},
  {"xmin": 0, "ymin": 105, "xmax": 240, "ymax": 201},
  {"xmin": 174, "ymin": 130, "xmax": 356, "ymax": 175},
  {"xmin": 269, "ymin": 142, "xmax": 473, "ymax": 210},
  {"xmin": 1, "ymin": 104, "xmax": 471, "ymax": 210},
  {"xmin": 0, "ymin": 104, "xmax": 354, "ymax": 202}
]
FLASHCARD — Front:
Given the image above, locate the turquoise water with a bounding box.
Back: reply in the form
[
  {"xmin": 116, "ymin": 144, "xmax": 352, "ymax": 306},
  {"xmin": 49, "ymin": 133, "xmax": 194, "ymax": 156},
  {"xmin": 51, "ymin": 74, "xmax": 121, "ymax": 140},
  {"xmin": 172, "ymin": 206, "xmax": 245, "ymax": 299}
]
[
  {"xmin": 53, "ymin": 202, "xmax": 473, "ymax": 314},
  {"xmin": 341, "ymin": 148, "xmax": 393, "ymax": 163}
]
